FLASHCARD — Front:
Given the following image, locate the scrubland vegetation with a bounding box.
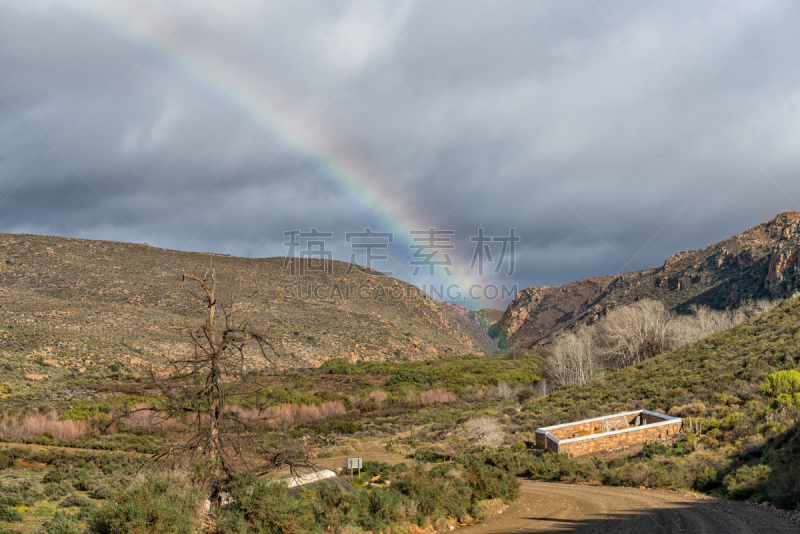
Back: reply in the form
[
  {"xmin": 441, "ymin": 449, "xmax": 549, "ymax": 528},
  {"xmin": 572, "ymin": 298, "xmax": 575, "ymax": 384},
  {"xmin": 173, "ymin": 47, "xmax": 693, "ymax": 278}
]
[
  {"xmin": 0, "ymin": 349, "xmax": 541, "ymax": 532},
  {"xmin": 0, "ymin": 446, "xmax": 518, "ymax": 533}
]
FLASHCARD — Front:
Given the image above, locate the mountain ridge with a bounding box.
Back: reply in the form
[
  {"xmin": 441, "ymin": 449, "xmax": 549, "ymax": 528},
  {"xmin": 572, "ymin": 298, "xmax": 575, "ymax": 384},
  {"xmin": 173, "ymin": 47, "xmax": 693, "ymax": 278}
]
[
  {"xmin": 0, "ymin": 233, "xmax": 496, "ymax": 379},
  {"xmin": 496, "ymin": 211, "xmax": 800, "ymax": 348}
]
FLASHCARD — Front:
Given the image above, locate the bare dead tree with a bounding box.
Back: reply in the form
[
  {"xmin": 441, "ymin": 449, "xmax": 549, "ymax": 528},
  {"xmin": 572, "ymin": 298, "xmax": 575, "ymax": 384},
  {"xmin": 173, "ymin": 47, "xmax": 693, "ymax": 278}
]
[
  {"xmin": 545, "ymin": 324, "xmax": 599, "ymax": 387},
  {"xmin": 670, "ymin": 300, "xmax": 778, "ymax": 348},
  {"xmin": 541, "ymin": 298, "xmax": 785, "ymax": 391},
  {"xmin": 496, "ymin": 382, "xmax": 513, "ymax": 400},
  {"xmin": 110, "ymin": 266, "xmax": 316, "ymax": 500},
  {"xmin": 464, "ymin": 416, "xmax": 504, "ymax": 448},
  {"xmin": 598, "ymin": 300, "xmax": 674, "ymax": 367}
]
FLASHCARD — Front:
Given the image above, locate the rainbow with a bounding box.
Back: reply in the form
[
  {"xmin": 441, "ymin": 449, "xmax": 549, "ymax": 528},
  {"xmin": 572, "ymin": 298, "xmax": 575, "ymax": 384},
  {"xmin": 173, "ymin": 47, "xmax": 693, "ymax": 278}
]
[{"xmin": 65, "ymin": 1, "xmax": 505, "ymax": 306}]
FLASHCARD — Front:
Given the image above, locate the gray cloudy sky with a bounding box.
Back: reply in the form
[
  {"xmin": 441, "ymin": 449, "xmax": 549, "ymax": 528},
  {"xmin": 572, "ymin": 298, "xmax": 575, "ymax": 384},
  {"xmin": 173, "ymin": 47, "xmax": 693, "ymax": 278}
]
[{"xmin": 2, "ymin": 0, "xmax": 800, "ymax": 308}]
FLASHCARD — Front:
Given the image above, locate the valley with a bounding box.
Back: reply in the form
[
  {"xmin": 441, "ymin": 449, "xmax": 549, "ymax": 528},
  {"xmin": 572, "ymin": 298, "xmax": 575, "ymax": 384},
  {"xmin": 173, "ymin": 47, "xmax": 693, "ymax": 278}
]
[{"xmin": 2, "ymin": 213, "xmax": 800, "ymax": 533}]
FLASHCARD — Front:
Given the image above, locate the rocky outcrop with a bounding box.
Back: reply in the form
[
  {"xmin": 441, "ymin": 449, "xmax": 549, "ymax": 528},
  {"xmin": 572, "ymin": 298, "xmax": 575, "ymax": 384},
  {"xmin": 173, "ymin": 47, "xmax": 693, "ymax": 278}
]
[
  {"xmin": 498, "ymin": 211, "xmax": 800, "ymax": 348},
  {"xmin": 443, "ymin": 301, "xmax": 503, "ymax": 332},
  {"xmin": 766, "ymin": 247, "xmax": 800, "ymax": 298},
  {"xmin": 498, "ymin": 276, "xmax": 617, "ymax": 344}
]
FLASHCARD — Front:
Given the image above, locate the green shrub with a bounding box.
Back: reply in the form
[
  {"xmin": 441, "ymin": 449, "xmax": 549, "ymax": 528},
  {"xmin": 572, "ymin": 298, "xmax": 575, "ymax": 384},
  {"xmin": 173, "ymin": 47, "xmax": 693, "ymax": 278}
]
[
  {"xmin": 770, "ymin": 392, "xmax": 800, "ymax": 409},
  {"xmin": 385, "ymin": 369, "xmax": 427, "ymax": 387},
  {"xmin": 60, "ymin": 493, "xmax": 96, "ymax": 510},
  {"xmin": 414, "ymin": 449, "xmax": 450, "ymax": 462},
  {"xmin": 391, "ymin": 464, "xmax": 471, "ymax": 524},
  {"xmin": 0, "ymin": 479, "xmax": 44, "ymax": 508},
  {"xmin": 695, "ymin": 467, "xmax": 718, "ymax": 490},
  {"xmin": 89, "ymin": 475, "xmax": 200, "ymax": 534},
  {"xmin": 0, "ymin": 504, "xmax": 23, "ymax": 522},
  {"xmin": 60, "ymin": 402, "xmax": 109, "ymax": 421},
  {"xmin": 350, "ymin": 486, "xmax": 405, "ymax": 532},
  {"xmin": 641, "ymin": 442, "xmax": 669, "ymax": 458},
  {"xmin": 38, "ymin": 511, "xmax": 82, "ymax": 534},
  {"xmin": 521, "ymin": 452, "xmax": 586, "ymax": 481},
  {"xmin": 0, "ymin": 454, "xmax": 15, "ymax": 469},
  {"xmin": 462, "ymin": 460, "xmax": 520, "ymax": 502},
  {"xmin": 217, "ymin": 474, "xmax": 317, "ymax": 534},
  {"xmin": 359, "ymin": 461, "xmax": 409, "ymax": 479},
  {"xmin": 0, "ymin": 448, "xmax": 26, "ymax": 461},
  {"xmin": 724, "ymin": 464, "xmax": 773, "ymax": 499},
  {"xmin": 762, "ymin": 370, "xmax": 800, "ymax": 397},
  {"xmin": 299, "ymin": 481, "xmax": 354, "ymax": 533},
  {"xmin": 316, "ymin": 358, "xmax": 356, "ymax": 375},
  {"xmin": 323, "ymin": 420, "xmax": 362, "ymax": 435},
  {"xmin": 43, "ymin": 481, "xmax": 74, "ymax": 499},
  {"xmin": 516, "ymin": 388, "xmax": 535, "ymax": 403}
]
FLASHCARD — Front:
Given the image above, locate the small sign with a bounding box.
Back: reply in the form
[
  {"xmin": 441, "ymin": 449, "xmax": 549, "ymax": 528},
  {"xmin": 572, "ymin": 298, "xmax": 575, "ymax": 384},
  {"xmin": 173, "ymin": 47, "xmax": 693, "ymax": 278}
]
[
  {"xmin": 347, "ymin": 458, "xmax": 362, "ymax": 469},
  {"xmin": 347, "ymin": 457, "xmax": 362, "ymax": 476}
]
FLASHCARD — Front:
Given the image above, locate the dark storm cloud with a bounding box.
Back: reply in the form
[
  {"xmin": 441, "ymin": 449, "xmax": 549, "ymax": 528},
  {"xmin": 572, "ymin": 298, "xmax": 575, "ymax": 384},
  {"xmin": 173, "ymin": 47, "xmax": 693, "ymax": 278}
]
[{"xmin": 2, "ymin": 0, "xmax": 800, "ymax": 306}]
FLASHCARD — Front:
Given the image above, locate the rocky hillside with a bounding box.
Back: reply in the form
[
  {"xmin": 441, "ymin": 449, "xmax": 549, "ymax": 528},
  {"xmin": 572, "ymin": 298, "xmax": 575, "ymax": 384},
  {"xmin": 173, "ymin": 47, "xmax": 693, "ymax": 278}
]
[
  {"xmin": 497, "ymin": 211, "xmax": 800, "ymax": 348},
  {"xmin": 442, "ymin": 302, "xmax": 504, "ymax": 330},
  {"xmin": 0, "ymin": 234, "xmax": 496, "ymax": 377}
]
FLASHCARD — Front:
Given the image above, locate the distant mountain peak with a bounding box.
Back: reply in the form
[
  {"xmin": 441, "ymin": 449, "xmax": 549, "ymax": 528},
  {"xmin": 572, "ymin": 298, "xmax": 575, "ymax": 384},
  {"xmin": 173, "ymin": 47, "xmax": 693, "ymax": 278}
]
[{"xmin": 496, "ymin": 212, "xmax": 800, "ymax": 348}]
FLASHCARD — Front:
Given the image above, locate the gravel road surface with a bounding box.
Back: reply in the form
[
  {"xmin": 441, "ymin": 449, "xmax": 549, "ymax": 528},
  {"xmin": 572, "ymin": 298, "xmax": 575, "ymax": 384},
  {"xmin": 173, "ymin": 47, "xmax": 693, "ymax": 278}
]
[{"xmin": 455, "ymin": 481, "xmax": 799, "ymax": 533}]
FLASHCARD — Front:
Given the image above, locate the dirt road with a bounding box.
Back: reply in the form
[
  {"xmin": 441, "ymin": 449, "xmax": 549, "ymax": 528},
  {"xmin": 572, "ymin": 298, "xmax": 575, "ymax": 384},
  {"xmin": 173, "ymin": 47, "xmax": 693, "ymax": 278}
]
[{"xmin": 455, "ymin": 481, "xmax": 799, "ymax": 533}]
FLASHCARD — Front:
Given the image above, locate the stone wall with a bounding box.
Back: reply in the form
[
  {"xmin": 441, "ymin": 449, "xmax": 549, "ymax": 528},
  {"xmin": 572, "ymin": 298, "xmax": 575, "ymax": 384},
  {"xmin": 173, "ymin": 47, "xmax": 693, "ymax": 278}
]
[
  {"xmin": 535, "ymin": 410, "xmax": 683, "ymax": 457},
  {"xmin": 557, "ymin": 419, "xmax": 683, "ymax": 456},
  {"xmin": 641, "ymin": 411, "xmax": 665, "ymax": 425},
  {"xmin": 547, "ymin": 414, "xmax": 638, "ymax": 440}
]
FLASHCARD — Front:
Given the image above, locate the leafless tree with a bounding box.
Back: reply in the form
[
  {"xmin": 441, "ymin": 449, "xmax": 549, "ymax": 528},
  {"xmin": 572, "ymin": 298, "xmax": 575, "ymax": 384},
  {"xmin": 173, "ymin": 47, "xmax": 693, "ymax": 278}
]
[
  {"xmin": 496, "ymin": 382, "xmax": 513, "ymax": 400},
  {"xmin": 753, "ymin": 298, "xmax": 780, "ymax": 315},
  {"xmin": 545, "ymin": 325, "xmax": 599, "ymax": 387},
  {"xmin": 670, "ymin": 299, "xmax": 778, "ymax": 347},
  {"xmin": 535, "ymin": 379, "xmax": 550, "ymax": 397},
  {"xmin": 598, "ymin": 300, "xmax": 675, "ymax": 367},
  {"xmin": 669, "ymin": 304, "xmax": 733, "ymax": 347},
  {"xmin": 110, "ymin": 267, "xmax": 316, "ymax": 500},
  {"xmin": 464, "ymin": 416, "xmax": 504, "ymax": 448},
  {"xmin": 541, "ymin": 298, "xmax": 784, "ymax": 391}
]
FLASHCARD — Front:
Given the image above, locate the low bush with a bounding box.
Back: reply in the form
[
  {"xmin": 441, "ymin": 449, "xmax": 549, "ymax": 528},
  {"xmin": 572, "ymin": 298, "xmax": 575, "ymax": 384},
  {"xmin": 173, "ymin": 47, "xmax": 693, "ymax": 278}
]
[
  {"xmin": 0, "ymin": 453, "xmax": 14, "ymax": 469},
  {"xmin": 350, "ymin": 486, "xmax": 407, "ymax": 532},
  {"xmin": 299, "ymin": 480, "xmax": 354, "ymax": 533},
  {"xmin": 0, "ymin": 505, "xmax": 22, "ymax": 523},
  {"xmin": 88, "ymin": 475, "xmax": 200, "ymax": 534},
  {"xmin": 60, "ymin": 493, "xmax": 97, "ymax": 510},
  {"xmin": 724, "ymin": 464, "xmax": 773, "ymax": 499},
  {"xmin": 392, "ymin": 464, "xmax": 472, "ymax": 524},
  {"xmin": 462, "ymin": 460, "xmax": 520, "ymax": 502},
  {"xmin": 217, "ymin": 474, "xmax": 316, "ymax": 534},
  {"xmin": 762, "ymin": 370, "xmax": 800, "ymax": 397},
  {"xmin": 0, "ymin": 479, "xmax": 44, "ymax": 508},
  {"xmin": 317, "ymin": 353, "xmax": 543, "ymax": 391},
  {"xmin": 43, "ymin": 481, "xmax": 74, "ymax": 498},
  {"xmin": 38, "ymin": 511, "xmax": 82, "ymax": 534}
]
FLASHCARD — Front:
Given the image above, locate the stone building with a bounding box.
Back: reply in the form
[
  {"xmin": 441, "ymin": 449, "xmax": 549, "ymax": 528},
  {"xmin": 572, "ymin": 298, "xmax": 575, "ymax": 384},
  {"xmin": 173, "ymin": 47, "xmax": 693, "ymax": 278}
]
[{"xmin": 535, "ymin": 410, "xmax": 683, "ymax": 456}]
